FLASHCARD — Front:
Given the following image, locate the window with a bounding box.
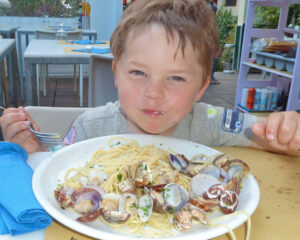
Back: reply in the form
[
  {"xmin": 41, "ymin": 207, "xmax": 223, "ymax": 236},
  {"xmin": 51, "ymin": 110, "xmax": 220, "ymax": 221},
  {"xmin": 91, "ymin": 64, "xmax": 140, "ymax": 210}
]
[{"xmin": 225, "ymin": 0, "xmax": 237, "ymax": 7}]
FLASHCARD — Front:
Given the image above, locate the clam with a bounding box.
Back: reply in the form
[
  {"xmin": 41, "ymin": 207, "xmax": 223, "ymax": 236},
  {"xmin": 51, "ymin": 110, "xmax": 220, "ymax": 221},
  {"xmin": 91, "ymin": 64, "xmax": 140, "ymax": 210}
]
[
  {"xmin": 102, "ymin": 210, "xmax": 131, "ymax": 223},
  {"xmin": 88, "ymin": 169, "xmax": 108, "ymax": 186},
  {"xmin": 173, "ymin": 209, "xmax": 192, "ymax": 231},
  {"xmin": 163, "ymin": 183, "xmax": 189, "ymax": 212},
  {"xmin": 212, "ymin": 153, "xmax": 231, "ymax": 168},
  {"xmin": 227, "ymin": 159, "xmax": 250, "ymax": 181},
  {"xmin": 101, "ymin": 193, "xmax": 131, "ymax": 223},
  {"xmin": 119, "ymin": 193, "xmax": 138, "ymax": 216},
  {"xmin": 118, "ymin": 179, "xmax": 136, "ymax": 194},
  {"xmin": 138, "ymin": 194, "xmax": 153, "ymax": 222},
  {"xmin": 169, "ymin": 153, "xmax": 188, "ymax": 171},
  {"xmin": 190, "ymin": 153, "xmax": 210, "ymax": 165},
  {"xmin": 101, "ymin": 193, "xmax": 121, "ymax": 212},
  {"xmin": 203, "ymin": 183, "xmax": 225, "ymax": 200},
  {"xmin": 219, "ymin": 190, "xmax": 238, "ymax": 214},
  {"xmin": 54, "ymin": 186, "xmax": 74, "ymax": 208},
  {"xmin": 189, "ymin": 191, "xmax": 219, "ymax": 212},
  {"xmin": 150, "ymin": 190, "xmax": 166, "ymax": 213},
  {"xmin": 197, "ymin": 165, "xmax": 222, "ymax": 179},
  {"xmin": 186, "ymin": 203, "xmax": 208, "ymax": 225},
  {"xmin": 185, "ymin": 163, "xmax": 206, "ymax": 177},
  {"xmin": 135, "ymin": 161, "xmax": 152, "ymax": 187},
  {"xmin": 71, "ymin": 187, "xmax": 102, "ymax": 222},
  {"xmin": 173, "ymin": 202, "xmax": 208, "ymax": 231},
  {"xmin": 190, "ymin": 173, "xmax": 220, "ymax": 196}
]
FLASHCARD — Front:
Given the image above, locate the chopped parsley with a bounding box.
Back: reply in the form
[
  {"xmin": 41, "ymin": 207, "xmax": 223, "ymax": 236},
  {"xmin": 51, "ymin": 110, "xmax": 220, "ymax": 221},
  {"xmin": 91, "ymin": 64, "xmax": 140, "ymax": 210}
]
[{"xmin": 117, "ymin": 173, "xmax": 123, "ymax": 182}]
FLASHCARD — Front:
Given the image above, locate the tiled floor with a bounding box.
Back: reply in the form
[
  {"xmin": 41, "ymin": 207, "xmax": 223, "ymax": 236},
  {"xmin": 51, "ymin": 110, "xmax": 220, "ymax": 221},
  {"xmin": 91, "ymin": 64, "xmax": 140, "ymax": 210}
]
[{"xmin": 37, "ymin": 71, "xmax": 238, "ymax": 109}]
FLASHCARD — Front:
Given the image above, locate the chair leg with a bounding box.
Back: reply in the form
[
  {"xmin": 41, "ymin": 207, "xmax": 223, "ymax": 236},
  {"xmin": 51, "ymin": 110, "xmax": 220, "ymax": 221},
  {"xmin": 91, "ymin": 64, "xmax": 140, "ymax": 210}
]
[
  {"xmin": 79, "ymin": 64, "xmax": 83, "ymax": 107},
  {"xmin": 74, "ymin": 64, "xmax": 77, "ymax": 95},
  {"xmin": 42, "ymin": 64, "xmax": 47, "ymax": 96},
  {"xmin": 36, "ymin": 64, "xmax": 40, "ymax": 105},
  {"xmin": 1, "ymin": 59, "xmax": 9, "ymax": 107}
]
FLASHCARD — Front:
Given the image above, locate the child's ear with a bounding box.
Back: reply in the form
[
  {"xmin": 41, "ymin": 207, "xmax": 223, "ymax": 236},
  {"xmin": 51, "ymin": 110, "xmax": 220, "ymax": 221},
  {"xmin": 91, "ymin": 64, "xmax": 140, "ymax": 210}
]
[
  {"xmin": 112, "ymin": 60, "xmax": 118, "ymax": 88},
  {"xmin": 194, "ymin": 76, "xmax": 210, "ymax": 102}
]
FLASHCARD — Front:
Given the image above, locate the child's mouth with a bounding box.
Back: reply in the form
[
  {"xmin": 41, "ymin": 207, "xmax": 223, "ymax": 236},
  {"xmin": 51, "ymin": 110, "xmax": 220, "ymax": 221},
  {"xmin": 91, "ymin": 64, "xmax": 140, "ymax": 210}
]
[{"xmin": 143, "ymin": 109, "xmax": 165, "ymax": 117}]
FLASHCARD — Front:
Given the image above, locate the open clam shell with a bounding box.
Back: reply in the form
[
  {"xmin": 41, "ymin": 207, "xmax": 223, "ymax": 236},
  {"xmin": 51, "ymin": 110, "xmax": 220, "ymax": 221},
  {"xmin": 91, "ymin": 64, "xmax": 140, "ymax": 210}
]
[
  {"xmin": 138, "ymin": 194, "xmax": 153, "ymax": 222},
  {"xmin": 190, "ymin": 173, "xmax": 221, "ymax": 196},
  {"xmin": 163, "ymin": 183, "xmax": 189, "ymax": 212},
  {"xmin": 169, "ymin": 153, "xmax": 188, "ymax": 171}
]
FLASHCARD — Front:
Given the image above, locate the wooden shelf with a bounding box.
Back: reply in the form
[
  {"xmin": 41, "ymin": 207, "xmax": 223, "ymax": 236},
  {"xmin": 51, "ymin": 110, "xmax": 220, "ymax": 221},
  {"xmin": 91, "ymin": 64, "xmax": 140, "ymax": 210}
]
[{"xmin": 242, "ymin": 62, "xmax": 293, "ymax": 79}]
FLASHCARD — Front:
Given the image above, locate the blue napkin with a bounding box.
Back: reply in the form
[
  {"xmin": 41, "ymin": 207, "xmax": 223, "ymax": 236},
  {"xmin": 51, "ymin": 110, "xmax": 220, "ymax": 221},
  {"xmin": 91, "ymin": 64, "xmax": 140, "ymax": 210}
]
[
  {"xmin": 72, "ymin": 47, "xmax": 110, "ymax": 54},
  {"xmin": 72, "ymin": 40, "xmax": 107, "ymax": 45},
  {"xmin": 0, "ymin": 142, "xmax": 52, "ymax": 236}
]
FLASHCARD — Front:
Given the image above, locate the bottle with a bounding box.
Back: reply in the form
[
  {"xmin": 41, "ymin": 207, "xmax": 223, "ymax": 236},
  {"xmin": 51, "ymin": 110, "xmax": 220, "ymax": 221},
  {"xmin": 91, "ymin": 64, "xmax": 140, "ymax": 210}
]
[
  {"xmin": 259, "ymin": 88, "xmax": 268, "ymax": 111},
  {"xmin": 246, "ymin": 88, "xmax": 255, "ymax": 110},
  {"xmin": 266, "ymin": 87, "xmax": 273, "ymax": 111},
  {"xmin": 241, "ymin": 88, "xmax": 249, "ymax": 107},
  {"xmin": 253, "ymin": 88, "xmax": 261, "ymax": 110},
  {"xmin": 271, "ymin": 88, "xmax": 279, "ymax": 110}
]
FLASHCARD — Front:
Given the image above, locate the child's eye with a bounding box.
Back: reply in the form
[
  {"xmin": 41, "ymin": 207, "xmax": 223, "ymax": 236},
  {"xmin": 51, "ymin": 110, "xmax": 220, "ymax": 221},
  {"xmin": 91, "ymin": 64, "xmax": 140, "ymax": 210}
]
[
  {"xmin": 131, "ymin": 70, "xmax": 145, "ymax": 76},
  {"xmin": 170, "ymin": 76, "xmax": 184, "ymax": 82}
]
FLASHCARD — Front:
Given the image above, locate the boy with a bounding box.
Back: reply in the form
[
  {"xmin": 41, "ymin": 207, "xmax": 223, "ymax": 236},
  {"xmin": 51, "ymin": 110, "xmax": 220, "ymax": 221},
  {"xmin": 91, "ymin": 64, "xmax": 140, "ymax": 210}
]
[{"xmin": 0, "ymin": 0, "xmax": 300, "ymax": 156}]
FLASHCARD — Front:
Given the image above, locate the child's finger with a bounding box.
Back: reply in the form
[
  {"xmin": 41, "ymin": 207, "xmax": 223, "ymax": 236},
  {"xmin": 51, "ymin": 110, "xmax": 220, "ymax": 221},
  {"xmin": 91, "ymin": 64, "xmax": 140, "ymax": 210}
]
[
  {"xmin": 5, "ymin": 120, "xmax": 30, "ymax": 140},
  {"xmin": 265, "ymin": 112, "xmax": 283, "ymax": 141},
  {"xmin": 252, "ymin": 122, "xmax": 266, "ymax": 139},
  {"xmin": 288, "ymin": 119, "xmax": 300, "ymax": 151},
  {"xmin": 18, "ymin": 107, "xmax": 40, "ymax": 132},
  {"xmin": 277, "ymin": 114, "xmax": 297, "ymax": 145}
]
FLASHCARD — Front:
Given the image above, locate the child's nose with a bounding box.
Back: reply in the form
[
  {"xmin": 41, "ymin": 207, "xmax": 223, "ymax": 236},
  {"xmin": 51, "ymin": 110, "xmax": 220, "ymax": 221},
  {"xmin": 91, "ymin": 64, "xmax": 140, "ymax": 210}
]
[{"xmin": 143, "ymin": 79, "xmax": 164, "ymax": 99}]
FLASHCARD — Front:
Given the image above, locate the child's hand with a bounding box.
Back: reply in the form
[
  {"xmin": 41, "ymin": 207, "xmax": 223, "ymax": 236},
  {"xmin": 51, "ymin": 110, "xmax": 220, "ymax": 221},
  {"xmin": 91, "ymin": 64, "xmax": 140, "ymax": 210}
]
[
  {"xmin": 252, "ymin": 111, "xmax": 300, "ymax": 156},
  {"xmin": 0, "ymin": 107, "xmax": 45, "ymax": 153}
]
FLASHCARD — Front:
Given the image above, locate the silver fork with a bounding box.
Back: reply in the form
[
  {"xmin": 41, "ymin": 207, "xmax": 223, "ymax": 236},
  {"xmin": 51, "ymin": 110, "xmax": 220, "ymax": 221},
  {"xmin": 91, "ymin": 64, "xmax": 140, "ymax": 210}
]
[{"xmin": 0, "ymin": 106, "xmax": 63, "ymax": 146}]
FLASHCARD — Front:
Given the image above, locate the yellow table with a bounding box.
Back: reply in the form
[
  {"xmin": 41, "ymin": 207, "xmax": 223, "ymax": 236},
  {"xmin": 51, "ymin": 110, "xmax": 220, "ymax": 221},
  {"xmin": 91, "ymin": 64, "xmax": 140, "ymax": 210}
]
[{"xmin": 45, "ymin": 147, "xmax": 300, "ymax": 240}]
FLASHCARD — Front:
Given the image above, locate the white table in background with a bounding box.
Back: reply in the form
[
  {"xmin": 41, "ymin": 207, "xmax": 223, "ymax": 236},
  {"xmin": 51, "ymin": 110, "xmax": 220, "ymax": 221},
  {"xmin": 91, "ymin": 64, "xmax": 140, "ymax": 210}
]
[
  {"xmin": 16, "ymin": 28, "xmax": 98, "ymax": 102},
  {"xmin": 23, "ymin": 39, "xmax": 112, "ymax": 106}
]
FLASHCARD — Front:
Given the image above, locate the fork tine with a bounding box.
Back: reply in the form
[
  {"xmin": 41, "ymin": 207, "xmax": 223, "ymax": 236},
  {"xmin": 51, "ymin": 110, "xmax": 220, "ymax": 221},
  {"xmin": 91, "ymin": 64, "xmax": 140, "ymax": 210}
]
[
  {"xmin": 35, "ymin": 135, "xmax": 62, "ymax": 142},
  {"xmin": 38, "ymin": 139, "xmax": 64, "ymax": 145},
  {"xmin": 29, "ymin": 124, "xmax": 60, "ymax": 137}
]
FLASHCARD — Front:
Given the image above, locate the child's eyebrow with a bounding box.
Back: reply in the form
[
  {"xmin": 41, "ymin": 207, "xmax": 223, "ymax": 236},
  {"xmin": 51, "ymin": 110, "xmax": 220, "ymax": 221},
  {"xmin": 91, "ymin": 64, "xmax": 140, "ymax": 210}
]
[{"xmin": 127, "ymin": 60, "xmax": 148, "ymax": 68}]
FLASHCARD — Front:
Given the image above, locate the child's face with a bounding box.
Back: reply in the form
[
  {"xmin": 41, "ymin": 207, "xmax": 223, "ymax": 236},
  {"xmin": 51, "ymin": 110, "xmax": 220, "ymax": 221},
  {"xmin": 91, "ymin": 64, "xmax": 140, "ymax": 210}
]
[{"xmin": 112, "ymin": 24, "xmax": 209, "ymax": 136}]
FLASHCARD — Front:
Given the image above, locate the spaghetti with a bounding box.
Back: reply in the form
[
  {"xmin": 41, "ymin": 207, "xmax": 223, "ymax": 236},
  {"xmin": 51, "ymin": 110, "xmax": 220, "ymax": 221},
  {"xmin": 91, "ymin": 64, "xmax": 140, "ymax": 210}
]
[{"xmin": 56, "ymin": 136, "xmax": 251, "ymax": 238}]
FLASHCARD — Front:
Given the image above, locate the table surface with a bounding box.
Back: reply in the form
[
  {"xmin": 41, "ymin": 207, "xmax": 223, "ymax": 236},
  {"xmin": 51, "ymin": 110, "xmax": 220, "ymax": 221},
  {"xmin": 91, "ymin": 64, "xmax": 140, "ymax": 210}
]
[
  {"xmin": 2, "ymin": 147, "xmax": 300, "ymax": 240},
  {"xmin": 24, "ymin": 39, "xmax": 111, "ymax": 59},
  {"xmin": 17, "ymin": 27, "xmax": 97, "ymax": 36},
  {"xmin": 0, "ymin": 25, "xmax": 19, "ymax": 32},
  {"xmin": 0, "ymin": 39, "xmax": 15, "ymax": 59}
]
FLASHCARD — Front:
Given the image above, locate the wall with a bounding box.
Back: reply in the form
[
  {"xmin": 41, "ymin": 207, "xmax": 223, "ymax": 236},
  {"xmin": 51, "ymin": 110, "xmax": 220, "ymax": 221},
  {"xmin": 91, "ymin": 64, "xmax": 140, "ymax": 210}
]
[{"xmin": 90, "ymin": 0, "xmax": 123, "ymax": 41}]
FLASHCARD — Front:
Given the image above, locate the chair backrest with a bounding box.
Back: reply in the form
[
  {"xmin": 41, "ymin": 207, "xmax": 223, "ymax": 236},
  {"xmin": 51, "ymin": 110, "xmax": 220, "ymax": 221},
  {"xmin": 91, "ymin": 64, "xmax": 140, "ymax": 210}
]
[
  {"xmin": 35, "ymin": 30, "xmax": 57, "ymax": 39},
  {"xmin": 25, "ymin": 106, "xmax": 89, "ymax": 137},
  {"xmin": 65, "ymin": 30, "xmax": 83, "ymax": 40},
  {"xmin": 88, "ymin": 54, "xmax": 118, "ymax": 107}
]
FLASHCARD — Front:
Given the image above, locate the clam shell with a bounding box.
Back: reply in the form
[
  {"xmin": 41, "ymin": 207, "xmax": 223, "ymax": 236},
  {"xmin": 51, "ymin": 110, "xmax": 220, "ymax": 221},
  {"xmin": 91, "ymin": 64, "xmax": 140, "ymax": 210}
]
[
  {"xmin": 163, "ymin": 183, "xmax": 189, "ymax": 212},
  {"xmin": 138, "ymin": 194, "xmax": 153, "ymax": 222},
  {"xmin": 190, "ymin": 174, "xmax": 220, "ymax": 196}
]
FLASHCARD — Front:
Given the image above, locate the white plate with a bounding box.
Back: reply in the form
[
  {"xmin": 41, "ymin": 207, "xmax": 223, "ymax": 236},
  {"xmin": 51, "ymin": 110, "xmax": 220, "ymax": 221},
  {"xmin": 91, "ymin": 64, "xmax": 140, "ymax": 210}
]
[{"xmin": 32, "ymin": 134, "xmax": 260, "ymax": 240}]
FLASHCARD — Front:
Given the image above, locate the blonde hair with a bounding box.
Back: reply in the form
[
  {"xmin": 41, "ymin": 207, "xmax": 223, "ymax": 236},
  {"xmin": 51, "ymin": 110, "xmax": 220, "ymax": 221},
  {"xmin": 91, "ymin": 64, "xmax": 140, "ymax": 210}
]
[{"xmin": 110, "ymin": 0, "xmax": 220, "ymax": 81}]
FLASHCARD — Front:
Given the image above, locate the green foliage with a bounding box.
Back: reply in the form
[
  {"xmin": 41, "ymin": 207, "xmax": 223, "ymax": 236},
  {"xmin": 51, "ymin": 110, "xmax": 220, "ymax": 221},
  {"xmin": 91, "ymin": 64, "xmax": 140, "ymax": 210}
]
[
  {"xmin": 254, "ymin": 4, "xmax": 300, "ymax": 29},
  {"xmin": 216, "ymin": 7, "xmax": 237, "ymax": 48},
  {"xmin": 288, "ymin": 4, "xmax": 300, "ymax": 26},
  {"xmin": 254, "ymin": 6, "xmax": 280, "ymax": 29},
  {"xmin": 0, "ymin": 0, "xmax": 80, "ymax": 17}
]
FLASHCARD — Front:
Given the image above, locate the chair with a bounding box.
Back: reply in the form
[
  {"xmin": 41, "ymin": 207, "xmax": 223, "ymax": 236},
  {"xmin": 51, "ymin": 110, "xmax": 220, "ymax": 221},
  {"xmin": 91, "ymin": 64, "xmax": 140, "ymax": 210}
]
[
  {"xmin": 25, "ymin": 106, "xmax": 88, "ymax": 137},
  {"xmin": 35, "ymin": 30, "xmax": 84, "ymax": 106},
  {"xmin": 88, "ymin": 54, "xmax": 118, "ymax": 107}
]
